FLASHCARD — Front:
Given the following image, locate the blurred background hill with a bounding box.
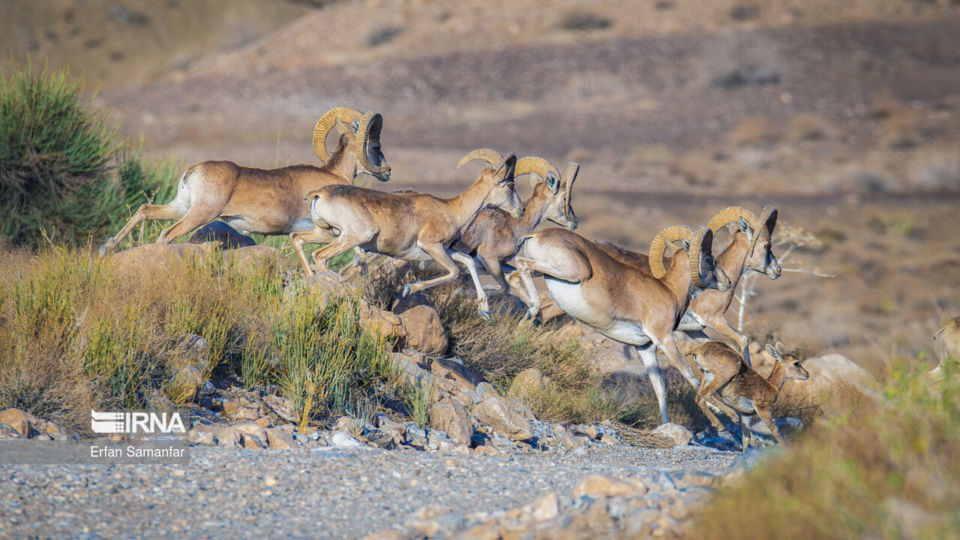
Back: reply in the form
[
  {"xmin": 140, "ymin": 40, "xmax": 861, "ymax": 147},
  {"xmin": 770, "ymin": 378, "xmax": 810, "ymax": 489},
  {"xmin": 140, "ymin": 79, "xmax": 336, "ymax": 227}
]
[{"xmin": 3, "ymin": 0, "xmax": 960, "ymax": 370}]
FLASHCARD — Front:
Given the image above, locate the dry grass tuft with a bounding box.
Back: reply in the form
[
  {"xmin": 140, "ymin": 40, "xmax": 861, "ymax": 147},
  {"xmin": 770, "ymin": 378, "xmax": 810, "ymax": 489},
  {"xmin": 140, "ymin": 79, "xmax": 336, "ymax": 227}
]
[
  {"xmin": 690, "ymin": 357, "xmax": 960, "ymax": 539},
  {"xmin": 0, "ymin": 245, "xmax": 400, "ymax": 433}
]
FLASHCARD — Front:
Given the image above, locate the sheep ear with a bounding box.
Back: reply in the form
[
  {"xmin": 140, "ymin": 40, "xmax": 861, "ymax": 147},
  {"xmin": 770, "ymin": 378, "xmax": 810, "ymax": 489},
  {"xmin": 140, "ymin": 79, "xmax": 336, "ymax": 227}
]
[
  {"xmin": 775, "ymin": 341, "xmax": 786, "ymax": 355},
  {"xmin": 334, "ymin": 119, "xmax": 353, "ymax": 135},
  {"xmin": 766, "ymin": 344, "xmax": 780, "ymax": 359},
  {"xmin": 738, "ymin": 217, "xmax": 751, "ymax": 234},
  {"xmin": 682, "ymin": 239, "xmax": 691, "ymax": 252},
  {"xmin": 546, "ymin": 173, "xmax": 560, "ymax": 194}
]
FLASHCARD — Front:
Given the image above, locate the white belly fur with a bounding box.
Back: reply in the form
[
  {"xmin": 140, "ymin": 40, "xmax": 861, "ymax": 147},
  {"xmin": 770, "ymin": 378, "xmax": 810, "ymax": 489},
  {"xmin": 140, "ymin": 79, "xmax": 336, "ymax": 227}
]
[{"xmin": 545, "ymin": 278, "xmax": 651, "ymax": 346}]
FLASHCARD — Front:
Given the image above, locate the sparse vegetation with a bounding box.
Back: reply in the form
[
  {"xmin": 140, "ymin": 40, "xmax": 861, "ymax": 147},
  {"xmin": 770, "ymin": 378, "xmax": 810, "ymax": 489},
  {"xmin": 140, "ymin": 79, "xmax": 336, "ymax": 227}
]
[
  {"xmin": 692, "ymin": 357, "xmax": 960, "ymax": 539},
  {"xmin": 0, "ymin": 246, "xmax": 401, "ymax": 433}
]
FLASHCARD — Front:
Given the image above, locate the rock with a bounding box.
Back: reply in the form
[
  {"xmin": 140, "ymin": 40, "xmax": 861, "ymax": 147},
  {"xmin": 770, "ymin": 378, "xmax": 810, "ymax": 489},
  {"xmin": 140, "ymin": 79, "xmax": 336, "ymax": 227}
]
[
  {"xmin": 221, "ymin": 399, "xmax": 241, "ymax": 417},
  {"xmin": 362, "ymin": 427, "xmax": 397, "ymax": 449},
  {"xmin": 358, "ymin": 301, "xmax": 405, "ymax": 341},
  {"xmin": 552, "ymin": 429, "xmax": 588, "ymax": 450},
  {"xmin": 507, "ymin": 367, "xmax": 548, "ymax": 400},
  {"xmin": 391, "ymin": 351, "xmax": 435, "ymax": 389},
  {"xmin": 242, "ymin": 433, "xmax": 265, "ymax": 449},
  {"xmin": 331, "ymin": 430, "xmax": 365, "ymax": 449},
  {"xmin": 572, "ymin": 475, "xmax": 647, "ymax": 498},
  {"xmin": 221, "ymin": 245, "xmax": 284, "ymax": 267},
  {"xmin": 0, "ymin": 409, "xmax": 32, "ymax": 438},
  {"xmin": 235, "ymin": 421, "xmax": 267, "ymax": 442},
  {"xmin": 214, "ymin": 426, "xmax": 243, "ymax": 447},
  {"xmin": 173, "ymin": 333, "xmax": 209, "ymax": 371},
  {"xmin": 404, "ymin": 423, "xmax": 428, "ymax": 448},
  {"xmin": 473, "ymin": 445, "xmax": 499, "ymax": 456},
  {"xmin": 533, "ymin": 492, "xmax": 560, "ymax": 521},
  {"xmin": 110, "ymin": 243, "xmax": 216, "ymax": 274},
  {"xmin": 254, "ymin": 417, "xmax": 272, "ymax": 428},
  {"xmin": 428, "ymin": 398, "xmax": 473, "ymax": 447},
  {"xmin": 432, "ymin": 358, "xmax": 484, "ymax": 390},
  {"xmin": 264, "ymin": 395, "xmax": 298, "ymax": 424},
  {"xmin": 651, "ymin": 423, "xmax": 693, "ymax": 447},
  {"xmin": 472, "ymin": 396, "xmax": 534, "ymax": 441},
  {"xmin": 187, "ymin": 221, "xmax": 255, "ymax": 249},
  {"xmin": 168, "ymin": 365, "xmax": 204, "ymax": 403},
  {"xmin": 187, "ymin": 425, "xmax": 217, "ymax": 446},
  {"xmin": 475, "ymin": 382, "xmax": 498, "ymax": 399},
  {"xmin": 264, "ymin": 475, "xmax": 279, "ymax": 488},
  {"xmin": 395, "ymin": 301, "xmax": 448, "ymax": 356},
  {"xmin": 265, "ymin": 428, "xmax": 296, "ymax": 450},
  {"xmin": 0, "ymin": 423, "xmax": 22, "ymax": 439},
  {"xmin": 506, "ymin": 397, "xmax": 537, "ymax": 422}
]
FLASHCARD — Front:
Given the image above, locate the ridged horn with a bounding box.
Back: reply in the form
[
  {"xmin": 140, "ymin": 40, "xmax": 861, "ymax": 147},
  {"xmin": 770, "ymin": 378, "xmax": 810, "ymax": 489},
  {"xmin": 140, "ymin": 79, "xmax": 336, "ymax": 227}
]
[
  {"xmin": 312, "ymin": 107, "xmax": 364, "ymax": 163},
  {"xmin": 457, "ymin": 148, "xmax": 503, "ymax": 169},
  {"xmin": 356, "ymin": 112, "xmax": 389, "ymax": 175},
  {"xmin": 689, "ymin": 226, "xmax": 713, "ymax": 288},
  {"xmin": 707, "ymin": 207, "xmax": 758, "ymax": 234},
  {"xmin": 515, "ymin": 157, "xmax": 561, "ymax": 189},
  {"xmin": 648, "ymin": 225, "xmax": 694, "ymax": 279}
]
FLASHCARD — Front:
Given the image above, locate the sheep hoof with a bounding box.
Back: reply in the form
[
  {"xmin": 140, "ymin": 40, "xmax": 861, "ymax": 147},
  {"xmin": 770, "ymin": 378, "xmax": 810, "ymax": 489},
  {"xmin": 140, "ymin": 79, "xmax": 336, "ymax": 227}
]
[
  {"xmin": 98, "ymin": 242, "xmax": 110, "ymax": 257},
  {"xmin": 400, "ymin": 284, "xmax": 413, "ymax": 298}
]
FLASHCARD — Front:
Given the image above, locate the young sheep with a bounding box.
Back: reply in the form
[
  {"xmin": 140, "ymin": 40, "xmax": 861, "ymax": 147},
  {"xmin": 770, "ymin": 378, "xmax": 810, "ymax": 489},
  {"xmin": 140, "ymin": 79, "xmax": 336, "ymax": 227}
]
[
  {"xmin": 931, "ymin": 316, "xmax": 960, "ymax": 377},
  {"xmin": 690, "ymin": 341, "xmax": 809, "ymax": 450}
]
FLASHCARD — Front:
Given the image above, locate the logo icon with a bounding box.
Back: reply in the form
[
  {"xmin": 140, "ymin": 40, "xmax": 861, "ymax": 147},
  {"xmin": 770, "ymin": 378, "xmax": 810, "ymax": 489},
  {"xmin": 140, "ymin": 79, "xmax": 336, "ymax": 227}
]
[{"xmin": 90, "ymin": 410, "xmax": 186, "ymax": 434}]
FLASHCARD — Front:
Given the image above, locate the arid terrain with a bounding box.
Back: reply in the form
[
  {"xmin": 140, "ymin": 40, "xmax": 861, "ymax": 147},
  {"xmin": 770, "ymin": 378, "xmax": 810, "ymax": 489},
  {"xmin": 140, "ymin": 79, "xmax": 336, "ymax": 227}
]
[
  {"xmin": 6, "ymin": 0, "xmax": 956, "ymax": 373},
  {"xmin": 3, "ymin": 2, "xmax": 960, "ymax": 538}
]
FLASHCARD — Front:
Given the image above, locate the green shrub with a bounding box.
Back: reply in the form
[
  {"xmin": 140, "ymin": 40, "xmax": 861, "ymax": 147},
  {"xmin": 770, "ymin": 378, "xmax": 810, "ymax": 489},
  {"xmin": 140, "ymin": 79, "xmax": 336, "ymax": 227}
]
[{"xmin": 0, "ymin": 62, "xmax": 176, "ymax": 247}]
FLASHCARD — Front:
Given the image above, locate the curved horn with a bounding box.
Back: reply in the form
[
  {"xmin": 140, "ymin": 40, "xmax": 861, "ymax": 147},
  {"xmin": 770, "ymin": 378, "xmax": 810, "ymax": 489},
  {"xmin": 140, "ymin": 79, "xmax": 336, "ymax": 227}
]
[
  {"xmin": 312, "ymin": 106, "xmax": 364, "ymax": 162},
  {"xmin": 356, "ymin": 112, "xmax": 389, "ymax": 175},
  {"xmin": 457, "ymin": 148, "xmax": 503, "ymax": 169},
  {"xmin": 515, "ymin": 157, "xmax": 561, "ymax": 189},
  {"xmin": 753, "ymin": 205, "xmax": 778, "ymax": 249},
  {"xmin": 648, "ymin": 225, "xmax": 694, "ymax": 279},
  {"xmin": 707, "ymin": 207, "xmax": 759, "ymax": 234},
  {"xmin": 562, "ymin": 161, "xmax": 580, "ymax": 207},
  {"xmin": 689, "ymin": 226, "xmax": 713, "ymax": 288}
]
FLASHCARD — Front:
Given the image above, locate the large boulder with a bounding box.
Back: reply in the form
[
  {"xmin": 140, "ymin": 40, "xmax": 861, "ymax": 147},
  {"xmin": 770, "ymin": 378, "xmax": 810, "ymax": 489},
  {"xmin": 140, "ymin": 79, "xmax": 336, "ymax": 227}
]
[
  {"xmin": 0, "ymin": 409, "xmax": 34, "ymax": 438},
  {"xmin": 187, "ymin": 221, "xmax": 255, "ymax": 249},
  {"xmin": 394, "ymin": 298, "xmax": 448, "ymax": 356},
  {"xmin": 507, "ymin": 367, "xmax": 549, "ymax": 401},
  {"xmin": 428, "ymin": 397, "xmax": 473, "ymax": 446},
  {"xmin": 471, "ymin": 396, "xmax": 534, "ymax": 441}
]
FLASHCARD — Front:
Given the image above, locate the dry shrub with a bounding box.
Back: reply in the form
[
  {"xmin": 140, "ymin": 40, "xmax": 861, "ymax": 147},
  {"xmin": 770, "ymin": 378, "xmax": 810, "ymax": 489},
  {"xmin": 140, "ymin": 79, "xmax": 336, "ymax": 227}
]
[
  {"xmin": 727, "ymin": 116, "xmax": 778, "ymax": 148},
  {"xmin": 690, "ymin": 358, "xmax": 960, "ymax": 539},
  {"xmin": 0, "ymin": 245, "xmax": 398, "ymax": 433}
]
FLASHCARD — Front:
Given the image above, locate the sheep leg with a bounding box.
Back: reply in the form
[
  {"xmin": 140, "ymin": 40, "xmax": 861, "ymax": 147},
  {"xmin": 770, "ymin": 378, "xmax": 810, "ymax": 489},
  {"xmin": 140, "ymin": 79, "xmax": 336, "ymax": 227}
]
[
  {"xmin": 450, "ymin": 251, "xmax": 492, "ymax": 318},
  {"xmin": 400, "ymin": 244, "xmax": 462, "ymax": 297},
  {"xmin": 657, "ymin": 332, "xmax": 701, "ymax": 389},
  {"xmin": 100, "ymin": 203, "xmax": 185, "ymax": 255},
  {"xmin": 755, "ymin": 405, "xmax": 786, "ymax": 446},
  {"xmin": 156, "ymin": 199, "xmax": 225, "ymax": 246},
  {"xmin": 694, "ymin": 372, "xmax": 729, "ymax": 433},
  {"xmin": 476, "ymin": 253, "xmax": 510, "ymax": 297},
  {"xmin": 702, "ymin": 313, "xmax": 751, "ymax": 366},
  {"xmin": 636, "ymin": 344, "xmax": 670, "ymax": 425},
  {"xmin": 511, "ymin": 258, "xmax": 543, "ymax": 322},
  {"xmin": 291, "ymin": 227, "xmax": 341, "ymax": 277}
]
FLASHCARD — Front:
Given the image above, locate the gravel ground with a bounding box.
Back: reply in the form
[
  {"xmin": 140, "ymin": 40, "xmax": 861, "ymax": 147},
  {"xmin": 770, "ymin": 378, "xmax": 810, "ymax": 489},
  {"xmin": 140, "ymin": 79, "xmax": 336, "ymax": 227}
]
[{"xmin": 1, "ymin": 444, "xmax": 739, "ymax": 538}]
